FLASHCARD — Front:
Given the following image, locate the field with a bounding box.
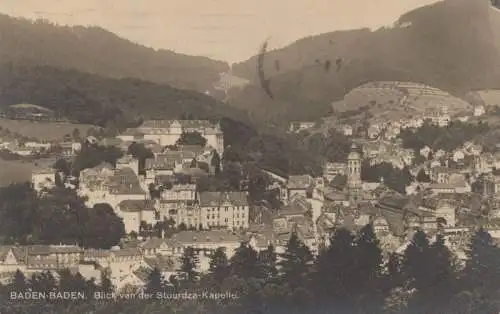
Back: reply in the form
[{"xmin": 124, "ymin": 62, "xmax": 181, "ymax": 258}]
[
  {"xmin": 0, "ymin": 119, "xmax": 96, "ymax": 141},
  {"xmin": 0, "ymin": 159, "xmax": 34, "ymax": 187}
]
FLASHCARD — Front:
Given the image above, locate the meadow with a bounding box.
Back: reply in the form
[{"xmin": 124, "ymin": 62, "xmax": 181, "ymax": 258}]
[{"xmin": 0, "ymin": 118, "xmax": 96, "ymax": 141}]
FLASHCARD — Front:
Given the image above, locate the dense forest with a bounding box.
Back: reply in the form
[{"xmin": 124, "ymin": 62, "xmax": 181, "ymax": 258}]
[
  {"xmin": 0, "ymin": 64, "xmax": 249, "ymax": 129},
  {"xmin": 0, "ymin": 14, "xmax": 228, "ymax": 94},
  {"xmin": 1, "ymin": 226, "xmax": 499, "ymax": 314}
]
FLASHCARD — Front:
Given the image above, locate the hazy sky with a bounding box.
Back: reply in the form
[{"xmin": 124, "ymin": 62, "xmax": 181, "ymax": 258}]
[{"xmin": 0, "ymin": 0, "xmax": 442, "ymax": 63}]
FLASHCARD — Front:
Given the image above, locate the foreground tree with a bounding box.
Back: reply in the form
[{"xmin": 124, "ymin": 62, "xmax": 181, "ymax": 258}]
[{"xmin": 178, "ymin": 247, "xmax": 200, "ymax": 284}]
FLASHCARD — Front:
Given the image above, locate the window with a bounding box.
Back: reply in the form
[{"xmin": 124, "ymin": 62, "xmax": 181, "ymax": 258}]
[{"xmin": 225, "ymin": 207, "xmax": 228, "ymax": 212}]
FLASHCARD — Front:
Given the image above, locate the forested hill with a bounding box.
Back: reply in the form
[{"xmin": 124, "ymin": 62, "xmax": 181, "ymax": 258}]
[
  {"xmin": 0, "ymin": 14, "xmax": 229, "ymax": 94},
  {"xmin": 225, "ymin": 0, "xmax": 500, "ymax": 127},
  {"xmin": 0, "ymin": 64, "xmax": 249, "ymax": 128}
]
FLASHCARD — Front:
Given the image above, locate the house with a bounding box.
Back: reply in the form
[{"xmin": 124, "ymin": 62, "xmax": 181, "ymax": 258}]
[
  {"xmin": 116, "ymin": 155, "xmax": 140, "ymax": 176},
  {"xmin": 31, "ymin": 168, "xmax": 56, "ymax": 192},
  {"xmin": 473, "ymin": 105, "xmax": 486, "ymax": 117},
  {"xmin": 168, "ymin": 230, "xmax": 243, "ymax": 272},
  {"xmin": 198, "ymin": 191, "xmax": 249, "ymax": 230},
  {"xmin": 287, "ymin": 175, "xmax": 315, "ymax": 200},
  {"xmin": 161, "ymin": 184, "xmax": 197, "ymax": 202},
  {"xmin": 420, "ymin": 146, "xmax": 432, "ymax": 158},
  {"xmin": 288, "ymin": 121, "xmax": 315, "ymax": 133},
  {"xmin": 116, "ymin": 200, "xmax": 157, "ymax": 234},
  {"xmin": 323, "ymin": 162, "xmax": 346, "ymax": 182}
]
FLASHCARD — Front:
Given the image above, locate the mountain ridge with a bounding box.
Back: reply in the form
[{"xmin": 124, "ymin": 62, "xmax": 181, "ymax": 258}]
[{"xmin": 0, "ymin": 14, "xmax": 230, "ymax": 94}]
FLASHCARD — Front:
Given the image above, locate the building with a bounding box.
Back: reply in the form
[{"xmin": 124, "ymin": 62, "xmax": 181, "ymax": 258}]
[
  {"xmin": 31, "ymin": 168, "xmax": 56, "ymax": 192},
  {"xmin": 347, "ymin": 143, "xmax": 362, "ymax": 196},
  {"xmin": 323, "ymin": 162, "xmax": 347, "ymax": 182},
  {"xmin": 120, "ymin": 120, "xmax": 224, "ymax": 155},
  {"xmin": 198, "ymin": 191, "xmax": 249, "ymax": 230},
  {"xmin": 116, "ymin": 200, "xmax": 157, "ymax": 234}
]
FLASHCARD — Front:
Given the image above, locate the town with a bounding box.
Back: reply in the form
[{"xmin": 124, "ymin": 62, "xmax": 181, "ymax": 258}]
[{"xmin": 0, "ymin": 89, "xmax": 499, "ymax": 301}]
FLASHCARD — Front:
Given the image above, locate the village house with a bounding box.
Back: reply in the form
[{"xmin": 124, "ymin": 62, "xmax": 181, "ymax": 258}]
[{"xmin": 323, "ymin": 162, "xmax": 346, "ymax": 182}]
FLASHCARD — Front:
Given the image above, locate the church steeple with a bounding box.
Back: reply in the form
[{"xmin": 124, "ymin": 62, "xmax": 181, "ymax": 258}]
[{"xmin": 347, "ymin": 142, "xmax": 362, "ymax": 196}]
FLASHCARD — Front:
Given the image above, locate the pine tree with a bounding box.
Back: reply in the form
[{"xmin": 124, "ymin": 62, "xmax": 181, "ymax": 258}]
[
  {"xmin": 179, "ymin": 247, "xmax": 200, "ymax": 284},
  {"xmin": 145, "ymin": 267, "xmax": 165, "ymax": 295},
  {"xmin": 30, "ymin": 271, "xmax": 57, "ymax": 293},
  {"xmin": 211, "ymin": 150, "xmax": 221, "ymax": 175},
  {"xmin": 100, "ymin": 271, "xmax": 114, "ymax": 293},
  {"xmin": 229, "ymin": 242, "xmax": 260, "ymax": 280},
  {"xmin": 402, "ymin": 230, "xmax": 457, "ymax": 313},
  {"xmin": 278, "ymin": 232, "xmax": 313, "ymax": 289},
  {"xmin": 313, "ymin": 227, "xmax": 358, "ymax": 311},
  {"xmin": 258, "ymin": 244, "xmax": 278, "ymax": 281},
  {"xmin": 9, "ymin": 269, "xmax": 27, "ymax": 292},
  {"xmin": 355, "ymin": 224, "xmax": 384, "ymax": 312},
  {"xmin": 209, "ymin": 247, "xmax": 230, "ymax": 285},
  {"xmin": 462, "ymin": 228, "xmax": 500, "ymax": 302}
]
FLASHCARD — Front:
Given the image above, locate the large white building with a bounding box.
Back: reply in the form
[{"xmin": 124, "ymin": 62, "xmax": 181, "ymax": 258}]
[{"xmin": 117, "ymin": 120, "xmax": 224, "ymax": 155}]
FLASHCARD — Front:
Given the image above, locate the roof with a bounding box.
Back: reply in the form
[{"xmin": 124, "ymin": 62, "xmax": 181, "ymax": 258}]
[
  {"xmin": 27, "ymin": 245, "xmax": 82, "ymax": 255},
  {"xmin": 139, "ymin": 120, "xmax": 218, "ymax": 130},
  {"xmin": 198, "ymin": 191, "xmax": 248, "ymax": 207},
  {"xmin": 118, "ymin": 200, "xmax": 155, "ymax": 212},
  {"xmin": 287, "ymin": 175, "xmax": 314, "ymax": 190},
  {"xmin": 170, "ymin": 230, "xmax": 242, "ymax": 244},
  {"xmin": 84, "ymin": 249, "xmax": 111, "ymax": 259},
  {"xmin": 111, "ymin": 247, "xmax": 142, "ymax": 257},
  {"xmin": 144, "ymin": 256, "xmax": 179, "ymax": 272},
  {"xmin": 145, "ymin": 157, "xmax": 176, "ymax": 171},
  {"xmin": 140, "ymin": 238, "xmax": 170, "ymax": 250}
]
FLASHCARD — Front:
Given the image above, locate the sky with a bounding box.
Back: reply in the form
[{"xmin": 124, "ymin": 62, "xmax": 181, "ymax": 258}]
[{"xmin": 0, "ymin": 0, "xmax": 442, "ymax": 63}]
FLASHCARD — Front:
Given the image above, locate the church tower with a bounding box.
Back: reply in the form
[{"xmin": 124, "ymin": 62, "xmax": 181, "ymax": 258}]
[{"xmin": 347, "ymin": 143, "xmax": 362, "ymax": 195}]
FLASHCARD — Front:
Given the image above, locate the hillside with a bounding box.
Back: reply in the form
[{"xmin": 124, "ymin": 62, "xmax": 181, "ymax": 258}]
[
  {"xmin": 228, "ymin": 0, "xmax": 500, "ymax": 126},
  {"xmin": 0, "ymin": 64, "xmax": 250, "ymax": 128},
  {"xmin": 0, "ymin": 15, "xmax": 229, "ymax": 94}
]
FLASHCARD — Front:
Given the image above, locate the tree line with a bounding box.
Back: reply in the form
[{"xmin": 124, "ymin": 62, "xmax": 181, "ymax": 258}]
[{"xmin": 1, "ymin": 225, "xmax": 499, "ymax": 313}]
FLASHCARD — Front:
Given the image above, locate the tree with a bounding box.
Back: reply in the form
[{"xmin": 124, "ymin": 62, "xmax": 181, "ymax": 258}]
[
  {"xmin": 416, "ymin": 169, "xmax": 430, "ymax": 182},
  {"xmin": 190, "ymin": 158, "xmax": 197, "ymax": 168},
  {"xmin": 145, "ymin": 267, "xmax": 165, "ymax": 295},
  {"xmin": 211, "ymin": 150, "xmax": 221, "ymax": 174},
  {"xmin": 258, "ymin": 244, "xmax": 278, "ymax": 280},
  {"xmin": 72, "ymin": 128, "xmax": 81, "ymax": 141},
  {"xmin": 30, "ymin": 271, "xmax": 57, "ymax": 294},
  {"xmin": 209, "ymin": 247, "xmax": 230, "ymax": 285},
  {"xmin": 176, "ymin": 131, "xmax": 207, "ymax": 147},
  {"xmin": 9, "ymin": 269, "xmax": 27, "ymax": 292},
  {"xmin": 461, "ymin": 227, "xmax": 500, "ymax": 305},
  {"xmin": 402, "ymin": 230, "xmax": 457, "ymax": 313},
  {"xmin": 127, "ymin": 142, "xmax": 153, "ymax": 174},
  {"xmin": 100, "ymin": 271, "xmax": 113, "ymax": 293},
  {"xmin": 82, "ymin": 203, "xmax": 125, "ymax": 249},
  {"xmin": 178, "ymin": 247, "xmax": 200, "ymax": 284},
  {"xmin": 278, "ymin": 232, "xmax": 313, "ymax": 290},
  {"xmin": 313, "ymin": 228, "xmax": 358, "ymax": 310},
  {"xmin": 354, "ymin": 224, "xmax": 385, "ymax": 312},
  {"xmin": 230, "ymin": 243, "xmax": 260, "ymax": 280}
]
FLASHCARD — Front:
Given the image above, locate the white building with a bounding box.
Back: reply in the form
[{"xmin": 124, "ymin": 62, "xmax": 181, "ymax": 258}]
[
  {"xmin": 118, "ymin": 120, "xmax": 224, "ymax": 155},
  {"xmin": 31, "ymin": 168, "xmax": 56, "ymax": 192}
]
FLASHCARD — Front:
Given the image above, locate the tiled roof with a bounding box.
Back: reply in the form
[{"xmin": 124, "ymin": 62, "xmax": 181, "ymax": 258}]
[
  {"xmin": 198, "ymin": 192, "xmax": 248, "ymax": 207},
  {"xmin": 118, "ymin": 200, "xmax": 155, "ymax": 212}
]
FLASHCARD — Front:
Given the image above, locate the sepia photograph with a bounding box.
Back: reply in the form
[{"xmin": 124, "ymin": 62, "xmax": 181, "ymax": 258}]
[{"xmin": 0, "ymin": 0, "xmax": 500, "ymax": 313}]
